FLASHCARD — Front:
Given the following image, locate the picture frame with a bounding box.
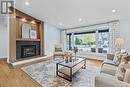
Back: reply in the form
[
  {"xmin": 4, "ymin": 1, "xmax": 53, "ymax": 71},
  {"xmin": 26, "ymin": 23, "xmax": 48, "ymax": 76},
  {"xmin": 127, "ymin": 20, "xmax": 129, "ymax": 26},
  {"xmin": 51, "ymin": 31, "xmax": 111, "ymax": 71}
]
[
  {"xmin": 22, "ymin": 23, "xmax": 31, "ymax": 39},
  {"xmin": 30, "ymin": 29, "xmax": 37, "ymax": 39}
]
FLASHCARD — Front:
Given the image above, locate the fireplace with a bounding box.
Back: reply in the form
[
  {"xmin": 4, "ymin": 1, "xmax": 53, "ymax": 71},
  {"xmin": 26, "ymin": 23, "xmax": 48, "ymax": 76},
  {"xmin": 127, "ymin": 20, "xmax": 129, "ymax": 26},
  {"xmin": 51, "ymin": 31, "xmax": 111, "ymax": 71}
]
[
  {"xmin": 16, "ymin": 41, "xmax": 40, "ymax": 59},
  {"xmin": 21, "ymin": 45, "xmax": 36, "ymax": 58}
]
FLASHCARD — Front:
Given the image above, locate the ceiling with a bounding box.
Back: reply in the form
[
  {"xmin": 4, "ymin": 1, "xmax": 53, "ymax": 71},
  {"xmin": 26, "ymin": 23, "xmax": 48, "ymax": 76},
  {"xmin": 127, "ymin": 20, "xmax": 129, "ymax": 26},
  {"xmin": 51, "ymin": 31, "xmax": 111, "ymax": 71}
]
[{"xmin": 15, "ymin": 0, "xmax": 130, "ymax": 29}]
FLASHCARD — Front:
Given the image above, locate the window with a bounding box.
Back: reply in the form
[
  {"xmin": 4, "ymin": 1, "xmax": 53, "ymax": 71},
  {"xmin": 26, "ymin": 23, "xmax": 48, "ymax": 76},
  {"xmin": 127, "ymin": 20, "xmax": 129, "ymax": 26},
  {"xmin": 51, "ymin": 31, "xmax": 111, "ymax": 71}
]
[
  {"xmin": 98, "ymin": 30, "xmax": 109, "ymax": 53},
  {"xmin": 66, "ymin": 29, "xmax": 109, "ymax": 54},
  {"xmin": 74, "ymin": 32, "xmax": 96, "ymax": 52},
  {"xmin": 66, "ymin": 34, "xmax": 72, "ymax": 50}
]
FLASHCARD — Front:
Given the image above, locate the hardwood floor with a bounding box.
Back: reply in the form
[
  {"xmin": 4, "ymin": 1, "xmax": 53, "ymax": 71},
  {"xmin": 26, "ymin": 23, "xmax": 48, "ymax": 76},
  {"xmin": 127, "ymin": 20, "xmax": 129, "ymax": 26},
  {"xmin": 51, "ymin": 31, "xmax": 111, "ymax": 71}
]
[
  {"xmin": 0, "ymin": 58, "xmax": 102, "ymax": 87},
  {"xmin": 0, "ymin": 59, "xmax": 42, "ymax": 87}
]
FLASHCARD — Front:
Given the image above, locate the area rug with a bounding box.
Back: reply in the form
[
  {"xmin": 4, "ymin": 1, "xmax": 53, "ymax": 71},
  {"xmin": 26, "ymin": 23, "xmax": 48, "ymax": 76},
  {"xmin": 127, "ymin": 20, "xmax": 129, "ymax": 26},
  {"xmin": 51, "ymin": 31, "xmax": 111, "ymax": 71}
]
[{"xmin": 22, "ymin": 58, "xmax": 100, "ymax": 87}]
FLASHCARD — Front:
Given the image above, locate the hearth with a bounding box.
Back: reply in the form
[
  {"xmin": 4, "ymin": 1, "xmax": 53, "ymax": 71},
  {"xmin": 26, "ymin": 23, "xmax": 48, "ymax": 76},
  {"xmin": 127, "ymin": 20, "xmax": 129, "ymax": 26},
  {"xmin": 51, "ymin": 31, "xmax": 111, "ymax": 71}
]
[{"xmin": 21, "ymin": 45, "xmax": 36, "ymax": 58}]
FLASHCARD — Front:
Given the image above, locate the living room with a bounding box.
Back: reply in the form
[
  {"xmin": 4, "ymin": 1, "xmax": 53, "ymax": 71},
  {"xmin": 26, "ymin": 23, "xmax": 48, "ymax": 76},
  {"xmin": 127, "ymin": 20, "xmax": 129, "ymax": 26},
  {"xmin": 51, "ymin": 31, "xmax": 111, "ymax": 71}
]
[{"xmin": 0, "ymin": 0, "xmax": 130, "ymax": 87}]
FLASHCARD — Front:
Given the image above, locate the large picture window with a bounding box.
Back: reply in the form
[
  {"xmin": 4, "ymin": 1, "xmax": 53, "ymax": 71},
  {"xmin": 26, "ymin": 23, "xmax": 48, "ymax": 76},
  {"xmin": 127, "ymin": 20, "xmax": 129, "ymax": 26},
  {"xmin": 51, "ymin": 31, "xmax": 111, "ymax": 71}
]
[
  {"xmin": 66, "ymin": 29, "xmax": 109, "ymax": 54},
  {"xmin": 74, "ymin": 32, "xmax": 96, "ymax": 52}
]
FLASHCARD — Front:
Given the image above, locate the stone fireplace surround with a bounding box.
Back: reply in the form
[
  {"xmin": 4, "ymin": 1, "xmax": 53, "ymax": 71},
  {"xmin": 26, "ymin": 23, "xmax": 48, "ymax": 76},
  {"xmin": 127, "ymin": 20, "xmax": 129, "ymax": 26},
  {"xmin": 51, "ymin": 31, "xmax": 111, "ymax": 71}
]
[{"xmin": 16, "ymin": 41, "xmax": 40, "ymax": 60}]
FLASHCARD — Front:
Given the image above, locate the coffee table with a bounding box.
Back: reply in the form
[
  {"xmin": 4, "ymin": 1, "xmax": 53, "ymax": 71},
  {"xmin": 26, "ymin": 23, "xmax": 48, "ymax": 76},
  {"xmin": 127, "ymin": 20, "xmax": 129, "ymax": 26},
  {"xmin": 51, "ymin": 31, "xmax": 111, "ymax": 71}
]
[{"xmin": 56, "ymin": 58, "xmax": 86, "ymax": 81}]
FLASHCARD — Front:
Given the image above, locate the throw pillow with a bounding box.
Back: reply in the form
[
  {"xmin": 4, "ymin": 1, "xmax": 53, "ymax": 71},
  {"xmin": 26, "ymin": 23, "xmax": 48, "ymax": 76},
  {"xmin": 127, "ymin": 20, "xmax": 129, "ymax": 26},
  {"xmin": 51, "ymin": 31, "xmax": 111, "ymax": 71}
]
[
  {"xmin": 116, "ymin": 62, "xmax": 130, "ymax": 82},
  {"xmin": 113, "ymin": 52, "xmax": 128, "ymax": 66}
]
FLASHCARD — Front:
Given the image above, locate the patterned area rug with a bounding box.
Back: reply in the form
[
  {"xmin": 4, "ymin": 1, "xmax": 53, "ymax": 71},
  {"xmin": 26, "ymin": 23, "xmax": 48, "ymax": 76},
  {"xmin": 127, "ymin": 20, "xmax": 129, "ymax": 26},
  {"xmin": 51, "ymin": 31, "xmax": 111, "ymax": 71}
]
[{"xmin": 22, "ymin": 58, "xmax": 100, "ymax": 87}]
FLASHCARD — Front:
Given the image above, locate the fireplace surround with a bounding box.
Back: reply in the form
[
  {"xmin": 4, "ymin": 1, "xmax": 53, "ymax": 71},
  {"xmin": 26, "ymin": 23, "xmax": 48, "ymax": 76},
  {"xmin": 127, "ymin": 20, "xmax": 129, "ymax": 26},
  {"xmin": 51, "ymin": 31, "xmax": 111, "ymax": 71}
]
[{"xmin": 16, "ymin": 41, "xmax": 40, "ymax": 60}]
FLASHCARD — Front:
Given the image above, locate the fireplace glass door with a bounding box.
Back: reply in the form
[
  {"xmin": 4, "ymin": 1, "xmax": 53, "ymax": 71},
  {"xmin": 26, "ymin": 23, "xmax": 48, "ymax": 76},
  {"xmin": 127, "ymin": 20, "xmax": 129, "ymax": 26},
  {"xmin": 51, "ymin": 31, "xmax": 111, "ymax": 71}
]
[{"xmin": 21, "ymin": 45, "xmax": 36, "ymax": 58}]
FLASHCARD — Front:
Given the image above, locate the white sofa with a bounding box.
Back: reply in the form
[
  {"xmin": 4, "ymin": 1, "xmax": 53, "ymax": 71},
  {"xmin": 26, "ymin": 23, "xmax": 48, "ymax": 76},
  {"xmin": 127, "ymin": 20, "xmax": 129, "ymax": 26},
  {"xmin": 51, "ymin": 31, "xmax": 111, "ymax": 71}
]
[{"xmin": 95, "ymin": 69, "xmax": 130, "ymax": 87}]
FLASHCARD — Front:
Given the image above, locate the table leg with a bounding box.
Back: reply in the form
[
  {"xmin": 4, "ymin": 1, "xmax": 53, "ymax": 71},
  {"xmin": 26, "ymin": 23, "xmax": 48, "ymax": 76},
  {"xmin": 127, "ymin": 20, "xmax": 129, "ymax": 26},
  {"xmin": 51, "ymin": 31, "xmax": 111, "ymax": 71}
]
[
  {"xmin": 82, "ymin": 59, "xmax": 86, "ymax": 69},
  {"xmin": 56, "ymin": 63, "xmax": 58, "ymax": 76},
  {"xmin": 70, "ymin": 67, "xmax": 72, "ymax": 81}
]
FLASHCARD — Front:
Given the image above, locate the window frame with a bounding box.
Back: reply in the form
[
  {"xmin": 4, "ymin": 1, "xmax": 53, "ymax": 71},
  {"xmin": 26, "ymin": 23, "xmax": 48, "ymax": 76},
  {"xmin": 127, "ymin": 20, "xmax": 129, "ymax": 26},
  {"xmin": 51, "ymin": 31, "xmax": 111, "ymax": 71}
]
[{"xmin": 66, "ymin": 29, "xmax": 109, "ymax": 54}]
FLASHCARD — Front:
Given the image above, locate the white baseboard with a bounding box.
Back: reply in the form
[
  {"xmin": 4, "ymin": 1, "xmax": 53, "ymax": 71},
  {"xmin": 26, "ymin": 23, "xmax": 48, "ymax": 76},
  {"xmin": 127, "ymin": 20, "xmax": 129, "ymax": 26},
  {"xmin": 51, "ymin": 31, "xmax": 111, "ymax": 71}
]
[
  {"xmin": 0, "ymin": 57, "xmax": 7, "ymax": 59},
  {"xmin": 12, "ymin": 55, "xmax": 52, "ymax": 66}
]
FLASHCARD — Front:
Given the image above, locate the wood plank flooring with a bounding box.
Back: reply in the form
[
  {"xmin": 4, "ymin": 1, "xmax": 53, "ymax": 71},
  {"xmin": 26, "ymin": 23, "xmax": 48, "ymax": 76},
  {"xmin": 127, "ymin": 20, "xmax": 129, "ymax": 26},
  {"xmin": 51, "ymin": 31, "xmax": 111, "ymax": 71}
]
[{"xmin": 0, "ymin": 58, "xmax": 102, "ymax": 87}]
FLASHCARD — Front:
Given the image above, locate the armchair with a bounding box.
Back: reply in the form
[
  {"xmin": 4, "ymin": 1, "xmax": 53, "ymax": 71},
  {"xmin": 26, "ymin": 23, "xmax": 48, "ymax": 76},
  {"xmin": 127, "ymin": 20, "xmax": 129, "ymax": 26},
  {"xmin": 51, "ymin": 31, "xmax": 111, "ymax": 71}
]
[
  {"xmin": 53, "ymin": 44, "xmax": 65, "ymax": 59},
  {"xmin": 100, "ymin": 54, "xmax": 117, "ymax": 75},
  {"xmin": 101, "ymin": 52, "xmax": 128, "ymax": 75}
]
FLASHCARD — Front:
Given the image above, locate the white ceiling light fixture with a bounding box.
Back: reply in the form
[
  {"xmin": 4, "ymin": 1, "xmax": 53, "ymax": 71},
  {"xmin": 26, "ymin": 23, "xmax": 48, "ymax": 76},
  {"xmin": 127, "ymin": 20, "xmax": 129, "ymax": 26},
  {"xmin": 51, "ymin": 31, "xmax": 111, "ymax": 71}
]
[
  {"xmin": 112, "ymin": 9, "xmax": 116, "ymax": 13},
  {"xmin": 79, "ymin": 18, "xmax": 82, "ymax": 22},
  {"xmin": 25, "ymin": 1, "xmax": 30, "ymax": 6}
]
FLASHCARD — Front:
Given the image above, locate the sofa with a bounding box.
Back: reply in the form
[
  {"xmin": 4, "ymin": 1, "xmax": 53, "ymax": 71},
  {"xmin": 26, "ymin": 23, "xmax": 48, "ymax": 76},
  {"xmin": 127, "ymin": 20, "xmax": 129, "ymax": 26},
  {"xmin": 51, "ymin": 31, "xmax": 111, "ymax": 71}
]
[{"xmin": 95, "ymin": 69, "xmax": 130, "ymax": 87}]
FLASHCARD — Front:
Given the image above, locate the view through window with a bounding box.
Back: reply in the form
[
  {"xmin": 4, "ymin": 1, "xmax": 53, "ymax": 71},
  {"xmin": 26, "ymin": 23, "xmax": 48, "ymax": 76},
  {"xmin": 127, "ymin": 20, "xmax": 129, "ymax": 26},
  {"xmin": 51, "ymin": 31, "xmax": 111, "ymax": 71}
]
[
  {"xmin": 98, "ymin": 30, "xmax": 109, "ymax": 53},
  {"xmin": 74, "ymin": 32, "xmax": 96, "ymax": 52},
  {"xmin": 66, "ymin": 29, "xmax": 109, "ymax": 54}
]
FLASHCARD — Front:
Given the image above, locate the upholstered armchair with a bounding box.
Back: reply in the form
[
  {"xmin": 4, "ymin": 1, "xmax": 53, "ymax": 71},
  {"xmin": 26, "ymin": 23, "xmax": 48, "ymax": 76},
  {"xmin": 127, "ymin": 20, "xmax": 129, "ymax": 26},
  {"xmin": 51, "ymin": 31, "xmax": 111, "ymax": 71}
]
[
  {"xmin": 101, "ymin": 52, "xmax": 128, "ymax": 75},
  {"xmin": 100, "ymin": 54, "xmax": 117, "ymax": 75},
  {"xmin": 53, "ymin": 44, "xmax": 66, "ymax": 59}
]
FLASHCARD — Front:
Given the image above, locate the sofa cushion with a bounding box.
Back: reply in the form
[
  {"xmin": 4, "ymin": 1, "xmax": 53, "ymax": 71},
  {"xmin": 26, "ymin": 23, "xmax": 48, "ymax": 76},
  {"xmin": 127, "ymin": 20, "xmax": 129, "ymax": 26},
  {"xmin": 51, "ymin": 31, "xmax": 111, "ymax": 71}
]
[
  {"xmin": 116, "ymin": 62, "xmax": 130, "ymax": 83},
  {"xmin": 124, "ymin": 69, "xmax": 130, "ymax": 83},
  {"xmin": 95, "ymin": 74, "xmax": 130, "ymax": 87}
]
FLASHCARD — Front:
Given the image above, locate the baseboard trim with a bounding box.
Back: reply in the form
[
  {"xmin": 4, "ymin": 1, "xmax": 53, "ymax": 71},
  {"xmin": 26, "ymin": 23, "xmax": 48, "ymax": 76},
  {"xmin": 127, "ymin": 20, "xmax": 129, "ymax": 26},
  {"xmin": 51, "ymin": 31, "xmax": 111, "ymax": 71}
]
[
  {"xmin": 0, "ymin": 57, "xmax": 7, "ymax": 59},
  {"xmin": 12, "ymin": 55, "xmax": 53, "ymax": 66}
]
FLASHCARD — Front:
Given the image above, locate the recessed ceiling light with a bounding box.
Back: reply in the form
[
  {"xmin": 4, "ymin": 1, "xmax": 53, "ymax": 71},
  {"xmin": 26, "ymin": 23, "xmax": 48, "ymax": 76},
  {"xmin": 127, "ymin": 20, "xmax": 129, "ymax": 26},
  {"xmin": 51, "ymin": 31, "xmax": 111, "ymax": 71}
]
[
  {"xmin": 25, "ymin": 1, "xmax": 30, "ymax": 6},
  {"xmin": 79, "ymin": 18, "xmax": 82, "ymax": 22},
  {"xmin": 112, "ymin": 9, "xmax": 116, "ymax": 13}
]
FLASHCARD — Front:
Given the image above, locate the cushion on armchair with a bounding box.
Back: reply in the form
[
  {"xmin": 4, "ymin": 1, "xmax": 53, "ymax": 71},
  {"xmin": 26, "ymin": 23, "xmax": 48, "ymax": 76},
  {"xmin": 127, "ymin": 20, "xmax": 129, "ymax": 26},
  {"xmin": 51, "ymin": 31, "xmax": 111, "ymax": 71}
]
[
  {"xmin": 113, "ymin": 52, "xmax": 128, "ymax": 66},
  {"xmin": 54, "ymin": 52, "xmax": 65, "ymax": 56},
  {"xmin": 107, "ymin": 54, "xmax": 115, "ymax": 61}
]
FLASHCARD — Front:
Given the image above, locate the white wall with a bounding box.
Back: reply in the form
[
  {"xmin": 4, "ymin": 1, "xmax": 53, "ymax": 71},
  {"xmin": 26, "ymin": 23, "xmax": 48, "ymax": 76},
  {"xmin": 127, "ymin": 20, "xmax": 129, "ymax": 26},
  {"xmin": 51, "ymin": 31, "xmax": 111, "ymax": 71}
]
[
  {"xmin": 44, "ymin": 23, "xmax": 61, "ymax": 55},
  {"xmin": 120, "ymin": 19, "xmax": 130, "ymax": 52},
  {"xmin": 0, "ymin": 18, "xmax": 8, "ymax": 58}
]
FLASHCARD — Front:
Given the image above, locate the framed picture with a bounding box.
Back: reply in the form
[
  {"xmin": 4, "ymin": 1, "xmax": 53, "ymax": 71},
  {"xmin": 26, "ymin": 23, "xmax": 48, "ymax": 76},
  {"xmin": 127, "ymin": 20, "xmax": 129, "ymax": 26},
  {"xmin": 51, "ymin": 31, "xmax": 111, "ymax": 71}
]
[
  {"xmin": 30, "ymin": 29, "xmax": 37, "ymax": 39},
  {"xmin": 22, "ymin": 23, "xmax": 31, "ymax": 39}
]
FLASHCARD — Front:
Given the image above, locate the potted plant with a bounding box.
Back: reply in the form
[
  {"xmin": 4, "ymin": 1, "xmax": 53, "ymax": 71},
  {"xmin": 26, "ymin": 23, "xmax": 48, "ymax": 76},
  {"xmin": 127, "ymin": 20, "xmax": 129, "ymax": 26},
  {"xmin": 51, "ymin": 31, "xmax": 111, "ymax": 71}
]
[{"xmin": 73, "ymin": 46, "xmax": 78, "ymax": 60}]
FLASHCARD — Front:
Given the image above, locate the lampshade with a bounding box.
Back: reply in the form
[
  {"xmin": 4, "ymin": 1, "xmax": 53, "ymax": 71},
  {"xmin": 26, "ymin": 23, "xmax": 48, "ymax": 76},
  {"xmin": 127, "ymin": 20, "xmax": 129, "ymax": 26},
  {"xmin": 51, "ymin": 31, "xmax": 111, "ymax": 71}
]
[{"xmin": 115, "ymin": 37, "xmax": 124, "ymax": 45}]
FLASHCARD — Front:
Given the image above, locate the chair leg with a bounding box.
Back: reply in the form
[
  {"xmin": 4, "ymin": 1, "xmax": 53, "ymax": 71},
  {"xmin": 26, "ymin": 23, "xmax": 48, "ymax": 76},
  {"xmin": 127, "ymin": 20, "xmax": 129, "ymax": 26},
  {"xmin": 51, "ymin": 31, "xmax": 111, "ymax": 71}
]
[{"xmin": 100, "ymin": 63, "xmax": 105, "ymax": 73}]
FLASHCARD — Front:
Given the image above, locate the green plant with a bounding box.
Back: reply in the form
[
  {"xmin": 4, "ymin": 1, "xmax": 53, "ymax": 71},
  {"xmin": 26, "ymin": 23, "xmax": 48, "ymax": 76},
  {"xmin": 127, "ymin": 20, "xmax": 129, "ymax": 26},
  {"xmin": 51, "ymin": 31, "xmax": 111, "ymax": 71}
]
[{"xmin": 73, "ymin": 46, "xmax": 78, "ymax": 54}]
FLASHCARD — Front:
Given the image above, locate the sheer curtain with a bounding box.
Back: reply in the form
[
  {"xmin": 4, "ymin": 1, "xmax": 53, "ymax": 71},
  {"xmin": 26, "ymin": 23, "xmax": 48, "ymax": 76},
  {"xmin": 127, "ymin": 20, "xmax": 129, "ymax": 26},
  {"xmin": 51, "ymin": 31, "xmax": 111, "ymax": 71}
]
[
  {"xmin": 109, "ymin": 21, "xmax": 120, "ymax": 54},
  {"xmin": 61, "ymin": 30, "xmax": 67, "ymax": 51}
]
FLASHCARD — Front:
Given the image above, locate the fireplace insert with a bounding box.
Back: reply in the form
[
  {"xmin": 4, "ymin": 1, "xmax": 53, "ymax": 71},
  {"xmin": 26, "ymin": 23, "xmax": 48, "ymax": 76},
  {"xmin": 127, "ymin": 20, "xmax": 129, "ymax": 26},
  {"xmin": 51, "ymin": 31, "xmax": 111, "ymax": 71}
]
[{"xmin": 21, "ymin": 45, "xmax": 36, "ymax": 58}]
